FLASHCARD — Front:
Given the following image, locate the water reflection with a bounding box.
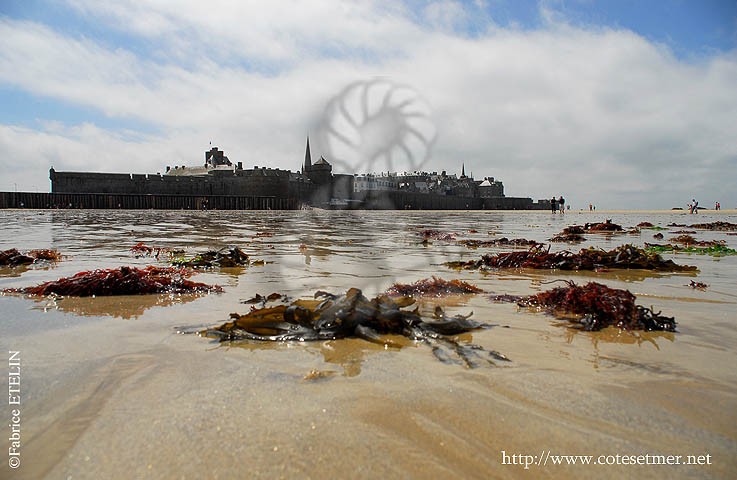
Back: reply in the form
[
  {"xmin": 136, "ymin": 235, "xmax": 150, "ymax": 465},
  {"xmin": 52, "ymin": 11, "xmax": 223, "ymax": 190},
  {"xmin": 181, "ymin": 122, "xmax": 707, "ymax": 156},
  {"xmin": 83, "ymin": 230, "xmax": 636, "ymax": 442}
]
[
  {"xmin": 27, "ymin": 293, "xmax": 202, "ymax": 319},
  {"xmin": 559, "ymin": 323, "xmax": 676, "ymax": 348},
  {"xmin": 226, "ymin": 337, "xmax": 402, "ymax": 377},
  {"xmin": 0, "ymin": 265, "xmax": 31, "ymax": 278},
  {"xmin": 306, "ymin": 338, "xmax": 409, "ymax": 377}
]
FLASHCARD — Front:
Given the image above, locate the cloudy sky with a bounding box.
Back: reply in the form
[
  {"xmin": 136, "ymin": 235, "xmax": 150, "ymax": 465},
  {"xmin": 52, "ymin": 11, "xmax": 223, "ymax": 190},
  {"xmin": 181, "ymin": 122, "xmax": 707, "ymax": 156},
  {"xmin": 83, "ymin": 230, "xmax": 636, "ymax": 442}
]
[{"xmin": 1, "ymin": 0, "xmax": 736, "ymax": 209}]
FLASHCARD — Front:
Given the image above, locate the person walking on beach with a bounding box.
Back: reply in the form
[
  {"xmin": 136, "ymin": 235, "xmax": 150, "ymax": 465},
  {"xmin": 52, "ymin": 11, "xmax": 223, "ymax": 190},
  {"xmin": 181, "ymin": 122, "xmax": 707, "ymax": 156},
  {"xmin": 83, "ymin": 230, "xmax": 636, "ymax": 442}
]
[
  {"xmin": 690, "ymin": 199, "xmax": 699, "ymax": 214},
  {"xmin": 558, "ymin": 196, "xmax": 565, "ymax": 213},
  {"xmin": 551, "ymin": 196, "xmax": 557, "ymax": 213}
]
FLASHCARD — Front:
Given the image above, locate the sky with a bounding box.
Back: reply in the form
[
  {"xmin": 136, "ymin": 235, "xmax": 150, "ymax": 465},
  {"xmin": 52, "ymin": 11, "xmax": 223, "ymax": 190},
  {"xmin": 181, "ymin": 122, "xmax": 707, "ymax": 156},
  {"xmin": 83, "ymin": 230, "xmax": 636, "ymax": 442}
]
[{"xmin": 1, "ymin": 0, "xmax": 736, "ymax": 210}]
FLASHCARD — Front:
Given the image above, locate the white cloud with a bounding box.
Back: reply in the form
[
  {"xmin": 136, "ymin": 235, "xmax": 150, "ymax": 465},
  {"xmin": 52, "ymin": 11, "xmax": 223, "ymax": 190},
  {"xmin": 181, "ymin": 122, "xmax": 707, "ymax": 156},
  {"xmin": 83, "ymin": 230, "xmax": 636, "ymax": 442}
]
[{"xmin": 1, "ymin": 1, "xmax": 735, "ymax": 209}]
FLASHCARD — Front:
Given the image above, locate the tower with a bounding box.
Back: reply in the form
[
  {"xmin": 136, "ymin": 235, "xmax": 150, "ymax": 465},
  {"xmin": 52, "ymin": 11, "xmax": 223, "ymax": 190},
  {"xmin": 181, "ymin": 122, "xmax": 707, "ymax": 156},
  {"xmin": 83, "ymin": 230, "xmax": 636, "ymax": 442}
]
[
  {"xmin": 461, "ymin": 163, "xmax": 466, "ymax": 178},
  {"xmin": 304, "ymin": 137, "xmax": 312, "ymax": 173}
]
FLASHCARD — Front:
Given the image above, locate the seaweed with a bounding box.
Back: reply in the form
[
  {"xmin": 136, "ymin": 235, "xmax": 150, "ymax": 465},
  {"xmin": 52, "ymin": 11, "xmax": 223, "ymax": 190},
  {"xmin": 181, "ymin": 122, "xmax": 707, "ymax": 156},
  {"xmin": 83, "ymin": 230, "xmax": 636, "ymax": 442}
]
[
  {"xmin": 669, "ymin": 235, "xmax": 727, "ymax": 248},
  {"xmin": 549, "ymin": 233, "xmax": 586, "ymax": 243},
  {"xmin": 688, "ymin": 221, "xmax": 737, "ymax": 231},
  {"xmin": 0, "ymin": 249, "xmax": 34, "ymax": 266},
  {"xmin": 29, "ymin": 249, "xmax": 63, "ymax": 262},
  {"xmin": 549, "ymin": 221, "xmax": 623, "ymax": 242},
  {"xmin": 670, "ymin": 234, "xmax": 698, "ymax": 245},
  {"xmin": 242, "ymin": 292, "xmax": 287, "ymax": 306},
  {"xmin": 562, "ymin": 226, "xmax": 585, "ymax": 235},
  {"xmin": 129, "ymin": 242, "xmax": 182, "ymax": 259},
  {"xmin": 418, "ymin": 229, "xmax": 456, "ymax": 241},
  {"xmin": 446, "ymin": 244, "xmax": 697, "ymax": 272},
  {"xmin": 494, "ymin": 281, "xmax": 676, "ymax": 332},
  {"xmin": 172, "ymin": 246, "xmax": 253, "ymax": 268},
  {"xmin": 1, "ymin": 248, "xmax": 62, "ymax": 266},
  {"xmin": 5, "ymin": 266, "xmax": 222, "ymax": 296},
  {"xmin": 457, "ymin": 238, "xmax": 540, "ymax": 248},
  {"xmin": 688, "ymin": 280, "xmax": 708, "ymax": 290},
  {"xmin": 644, "ymin": 243, "xmax": 737, "ymax": 257},
  {"xmin": 204, "ymin": 288, "xmax": 509, "ymax": 368},
  {"xmin": 386, "ymin": 276, "xmax": 483, "ymax": 296},
  {"xmin": 585, "ymin": 220, "xmax": 623, "ymax": 232}
]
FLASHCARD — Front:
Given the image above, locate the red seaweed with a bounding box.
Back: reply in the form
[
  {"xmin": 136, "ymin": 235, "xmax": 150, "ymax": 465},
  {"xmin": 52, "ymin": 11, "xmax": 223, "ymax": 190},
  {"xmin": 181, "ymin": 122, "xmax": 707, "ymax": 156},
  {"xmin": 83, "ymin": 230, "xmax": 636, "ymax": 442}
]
[
  {"xmin": 28, "ymin": 249, "xmax": 62, "ymax": 262},
  {"xmin": 6, "ymin": 266, "xmax": 222, "ymax": 297},
  {"xmin": 584, "ymin": 220, "xmax": 623, "ymax": 232},
  {"xmin": 446, "ymin": 244, "xmax": 697, "ymax": 272},
  {"xmin": 386, "ymin": 276, "xmax": 483, "ymax": 296},
  {"xmin": 496, "ymin": 281, "xmax": 676, "ymax": 332}
]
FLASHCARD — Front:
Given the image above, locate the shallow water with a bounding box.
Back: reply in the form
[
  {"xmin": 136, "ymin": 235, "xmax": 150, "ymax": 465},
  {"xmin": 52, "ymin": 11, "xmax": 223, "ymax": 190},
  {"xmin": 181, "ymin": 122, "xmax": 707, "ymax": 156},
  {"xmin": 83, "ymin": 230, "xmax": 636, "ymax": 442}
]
[{"xmin": 1, "ymin": 209, "xmax": 736, "ymax": 479}]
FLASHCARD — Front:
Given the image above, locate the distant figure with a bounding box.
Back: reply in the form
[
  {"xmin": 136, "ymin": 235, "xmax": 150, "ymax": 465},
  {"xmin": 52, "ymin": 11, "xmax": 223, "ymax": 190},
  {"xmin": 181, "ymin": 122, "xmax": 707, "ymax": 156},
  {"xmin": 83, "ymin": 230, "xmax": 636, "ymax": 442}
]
[
  {"xmin": 690, "ymin": 199, "xmax": 699, "ymax": 214},
  {"xmin": 589, "ymin": 203, "xmax": 593, "ymax": 212},
  {"xmin": 715, "ymin": 201, "xmax": 720, "ymax": 211},
  {"xmin": 550, "ymin": 196, "xmax": 557, "ymax": 213},
  {"xmin": 558, "ymin": 196, "xmax": 565, "ymax": 213}
]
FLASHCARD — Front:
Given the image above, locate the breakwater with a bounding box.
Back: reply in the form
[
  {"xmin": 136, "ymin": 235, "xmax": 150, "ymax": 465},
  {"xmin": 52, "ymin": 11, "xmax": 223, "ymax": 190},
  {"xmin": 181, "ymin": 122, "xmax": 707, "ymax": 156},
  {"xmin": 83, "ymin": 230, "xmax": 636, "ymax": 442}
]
[
  {"xmin": 0, "ymin": 191, "xmax": 545, "ymax": 210},
  {"xmin": 0, "ymin": 192, "xmax": 297, "ymax": 210}
]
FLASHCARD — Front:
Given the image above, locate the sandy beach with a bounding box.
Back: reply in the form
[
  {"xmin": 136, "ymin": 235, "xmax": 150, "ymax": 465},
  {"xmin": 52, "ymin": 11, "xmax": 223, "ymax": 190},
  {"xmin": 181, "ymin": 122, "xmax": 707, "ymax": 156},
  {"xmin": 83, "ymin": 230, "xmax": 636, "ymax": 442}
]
[{"xmin": 2, "ymin": 209, "xmax": 736, "ymax": 479}]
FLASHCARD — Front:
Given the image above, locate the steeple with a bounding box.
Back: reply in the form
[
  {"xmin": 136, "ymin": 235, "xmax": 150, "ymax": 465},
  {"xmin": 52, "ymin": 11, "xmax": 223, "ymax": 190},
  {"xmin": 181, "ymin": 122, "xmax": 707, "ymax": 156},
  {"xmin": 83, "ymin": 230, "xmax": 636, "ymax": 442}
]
[
  {"xmin": 304, "ymin": 136, "xmax": 312, "ymax": 173},
  {"xmin": 461, "ymin": 163, "xmax": 465, "ymax": 178}
]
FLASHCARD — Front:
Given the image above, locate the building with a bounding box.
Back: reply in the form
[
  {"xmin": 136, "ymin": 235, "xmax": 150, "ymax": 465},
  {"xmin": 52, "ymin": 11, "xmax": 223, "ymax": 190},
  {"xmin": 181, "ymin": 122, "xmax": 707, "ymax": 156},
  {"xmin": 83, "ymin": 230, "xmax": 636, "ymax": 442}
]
[{"xmin": 47, "ymin": 138, "xmax": 546, "ymax": 210}]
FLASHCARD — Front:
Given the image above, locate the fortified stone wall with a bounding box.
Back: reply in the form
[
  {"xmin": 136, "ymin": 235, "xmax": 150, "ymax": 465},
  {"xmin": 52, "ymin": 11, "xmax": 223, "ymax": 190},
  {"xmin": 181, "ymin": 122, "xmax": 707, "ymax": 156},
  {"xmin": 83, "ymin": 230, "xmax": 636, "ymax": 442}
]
[{"xmin": 50, "ymin": 169, "xmax": 292, "ymax": 197}]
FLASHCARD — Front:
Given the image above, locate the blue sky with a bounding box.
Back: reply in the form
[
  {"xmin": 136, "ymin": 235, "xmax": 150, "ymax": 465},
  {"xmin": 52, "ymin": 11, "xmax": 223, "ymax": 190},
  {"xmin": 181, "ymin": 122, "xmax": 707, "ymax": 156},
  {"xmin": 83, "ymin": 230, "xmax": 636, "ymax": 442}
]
[{"xmin": 1, "ymin": 0, "xmax": 735, "ymax": 208}]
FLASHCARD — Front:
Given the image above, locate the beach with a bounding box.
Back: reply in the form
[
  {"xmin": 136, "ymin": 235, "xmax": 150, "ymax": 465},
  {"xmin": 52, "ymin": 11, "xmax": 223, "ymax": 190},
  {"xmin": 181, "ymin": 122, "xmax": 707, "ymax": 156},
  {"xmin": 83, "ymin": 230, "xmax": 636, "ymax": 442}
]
[{"xmin": 1, "ymin": 209, "xmax": 736, "ymax": 479}]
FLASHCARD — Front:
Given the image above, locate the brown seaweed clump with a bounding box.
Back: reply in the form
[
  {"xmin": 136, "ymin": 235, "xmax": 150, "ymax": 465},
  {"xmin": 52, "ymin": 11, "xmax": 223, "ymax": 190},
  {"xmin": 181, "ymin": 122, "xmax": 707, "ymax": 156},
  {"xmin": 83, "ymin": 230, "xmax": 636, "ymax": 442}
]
[
  {"xmin": 688, "ymin": 280, "xmax": 708, "ymax": 291},
  {"xmin": 689, "ymin": 221, "xmax": 737, "ymax": 231},
  {"xmin": 1, "ymin": 249, "xmax": 35, "ymax": 266},
  {"xmin": 457, "ymin": 238, "xmax": 540, "ymax": 248},
  {"xmin": 446, "ymin": 244, "xmax": 697, "ymax": 272},
  {"xmin": 584, "ymin": 220, "xmax": 623, "ymax": 232},
  {"xmin": 1, "ymin": 248, "xmax": 62, "ymax": 266},
  {"xmin": 172, "ymin": 246, "xmax": 252, "ymax": 268},
  {"xmin": 129, "ymin": 242, "xmax": 182, "ymax": 259},
  {"xmin": 549, "ymin": 225, "xmax": 586, "ymax": 243},
  {"xmin": 206, "ymin": 288, "xmax": 509, "ymax": 368},
  {"xmin": 494, "ymin": 281, "xmax": 676, "ymax": 332},
  {"xmin": 5, "ymin": 266, "xmax": 222, "ymax": 296},
  {"xmin": 549, "ymin": 233, "xmax": 586, "ymax": 243},
  {"xmin": 669, "ymin": 235, "xmax": 726, "ymax": 248},
  {"xmin": 418, "ymin": 229, "xmax": 456, "ymax": 241},
  {"xmin": 386, "ymin": 277, "xmax": 483, "ymax": 296}
]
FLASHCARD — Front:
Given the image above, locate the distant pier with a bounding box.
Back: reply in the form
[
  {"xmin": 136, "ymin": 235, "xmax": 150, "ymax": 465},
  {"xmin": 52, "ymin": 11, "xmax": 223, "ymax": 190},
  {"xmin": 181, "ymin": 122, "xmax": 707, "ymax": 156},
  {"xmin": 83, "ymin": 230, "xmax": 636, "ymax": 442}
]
[
  {"xmin": 0, "ymin": 192, "xmax": 297, "ymax": 210},
  {"xmin": 0, "ymin": 191, "xmax": 545, "ymax": 210}
]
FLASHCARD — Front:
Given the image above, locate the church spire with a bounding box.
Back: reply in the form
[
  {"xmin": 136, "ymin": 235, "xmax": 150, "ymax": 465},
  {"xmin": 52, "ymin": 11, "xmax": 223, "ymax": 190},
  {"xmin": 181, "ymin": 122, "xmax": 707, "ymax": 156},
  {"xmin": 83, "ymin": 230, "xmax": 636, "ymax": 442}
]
[
  {"xmin": 304, "ymin": 136, "xmax": 312, "ymax": 173},
  {"xmin": 461, "ymin": 163, "xmax": 465, "ymax": 178}
]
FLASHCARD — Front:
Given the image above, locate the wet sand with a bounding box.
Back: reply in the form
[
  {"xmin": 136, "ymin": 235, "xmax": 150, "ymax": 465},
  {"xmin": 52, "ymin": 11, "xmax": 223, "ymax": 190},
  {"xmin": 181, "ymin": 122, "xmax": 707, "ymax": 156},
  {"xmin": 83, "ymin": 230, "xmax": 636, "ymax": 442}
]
[{"xmin": 1, "ymin": 209, "xmax": 736, "ymax": 479}]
